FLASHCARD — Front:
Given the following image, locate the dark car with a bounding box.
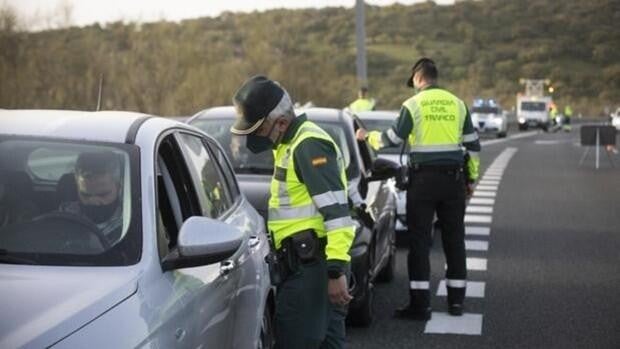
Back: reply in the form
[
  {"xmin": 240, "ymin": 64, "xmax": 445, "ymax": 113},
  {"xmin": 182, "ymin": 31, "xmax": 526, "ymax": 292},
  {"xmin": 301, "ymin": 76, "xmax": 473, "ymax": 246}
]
[{"xmin": 188, "ymin": 106, "xmax": 398, "ymax": 326}]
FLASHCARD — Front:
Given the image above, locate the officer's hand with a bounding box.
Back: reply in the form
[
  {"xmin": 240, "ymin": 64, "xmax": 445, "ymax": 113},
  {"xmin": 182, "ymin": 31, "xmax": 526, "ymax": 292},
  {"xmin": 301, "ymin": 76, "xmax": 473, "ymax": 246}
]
[
  {"xmin": 465, "ymin": 182, "xmax": 475, "ymax": 199},
  {"xmin": 355, "ymin": 128, "xmax": 367, "ymax": 141},
  {"xmin": 328, "ymin": 275, "xmax": 353, "ymax": 306}
]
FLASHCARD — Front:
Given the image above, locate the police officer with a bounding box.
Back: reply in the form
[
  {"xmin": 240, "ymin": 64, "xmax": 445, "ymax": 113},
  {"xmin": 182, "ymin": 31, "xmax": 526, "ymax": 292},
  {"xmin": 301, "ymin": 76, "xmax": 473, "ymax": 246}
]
[
  {"xmin": 563, "ymin": 104, "xmax": 573, "ymax": 132},
  {"xmin": 230, "ymin": 75, "xmax": 355, "ymax": 348},
  {"xmin": 348, "ymin": 86, "xmax": 376, "ymax": 113},
  {"xmin": 357, "ymin": 58, "xmax": 480, "ymax": 320}
]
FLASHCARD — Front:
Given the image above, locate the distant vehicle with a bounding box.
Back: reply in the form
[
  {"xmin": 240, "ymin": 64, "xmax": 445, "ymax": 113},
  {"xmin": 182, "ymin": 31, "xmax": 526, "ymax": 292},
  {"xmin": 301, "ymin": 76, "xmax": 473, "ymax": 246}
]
[
  {"xmin": 188, "ymin": 106, "xmax": 398, "ymax": 327},
  {"xmin": 517, "ymin": 95, "xmax": 552, "ymax": 131},
  {"xmin": 470, "ymin": 99, "xmax": 508, "ymax": 138},
  {"xmin": 610, "ymin": 107, "xmax": 620, "ymax": 131},
  {"xmin": 354, "ymin": 110, "xmax": 407, "ymax": 233},
  {"xmin": 0, "ymin": 110, "xmax": 274, "ymax": 349}
]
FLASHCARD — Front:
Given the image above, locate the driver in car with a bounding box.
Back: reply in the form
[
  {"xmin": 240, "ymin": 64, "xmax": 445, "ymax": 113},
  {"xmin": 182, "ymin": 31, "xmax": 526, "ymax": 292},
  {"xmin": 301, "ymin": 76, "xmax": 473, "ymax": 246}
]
[{"xmin": 58, "ymin": 151, "xmax": 123, "ymax": 241}]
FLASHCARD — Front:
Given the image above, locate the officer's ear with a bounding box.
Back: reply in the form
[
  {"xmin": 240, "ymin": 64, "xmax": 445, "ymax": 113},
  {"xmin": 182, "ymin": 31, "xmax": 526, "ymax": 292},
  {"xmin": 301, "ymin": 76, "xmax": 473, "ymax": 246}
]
[{"xmin": 275, "ymin": 116, "xmax": 290, "ymax": 132}]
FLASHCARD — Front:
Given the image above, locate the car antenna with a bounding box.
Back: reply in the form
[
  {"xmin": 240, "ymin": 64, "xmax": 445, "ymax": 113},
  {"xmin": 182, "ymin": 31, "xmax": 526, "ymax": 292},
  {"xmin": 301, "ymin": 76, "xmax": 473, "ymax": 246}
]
[{"xmin": 96, "ymin": 73, "xmax": 104, "ymax": 111}]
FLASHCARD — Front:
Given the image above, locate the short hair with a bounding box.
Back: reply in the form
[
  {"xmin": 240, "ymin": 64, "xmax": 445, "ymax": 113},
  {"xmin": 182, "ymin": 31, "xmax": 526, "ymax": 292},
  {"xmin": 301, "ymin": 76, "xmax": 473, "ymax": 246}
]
[
  {"xmin": 360, "ymin": 86, "xmax": 368, "ymax": 93},
  {"xmin": 75, "ymin": 151, "xmax": 121, "ymax": 181},
  {"xmin": 267, "ymin": 88, "xmax": 295, "ymax": 120},
  {"xmin": 412, "ymin": 58, "xmax": 438, "ymax": 81}
]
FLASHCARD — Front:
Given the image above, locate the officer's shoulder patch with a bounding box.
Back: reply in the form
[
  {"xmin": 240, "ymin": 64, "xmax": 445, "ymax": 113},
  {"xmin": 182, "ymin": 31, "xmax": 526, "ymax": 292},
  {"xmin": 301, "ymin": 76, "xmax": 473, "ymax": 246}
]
[{"xmin": 311, "ymin": 156, "xmax": 328, "ymax": 167}]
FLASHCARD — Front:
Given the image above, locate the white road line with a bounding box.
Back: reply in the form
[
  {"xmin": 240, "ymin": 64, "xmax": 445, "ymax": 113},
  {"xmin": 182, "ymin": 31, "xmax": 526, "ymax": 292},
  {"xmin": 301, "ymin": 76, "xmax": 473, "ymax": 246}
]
[
  {"xmin": 482, "ymin": 175, "xmax": 502, "ymax": 181},
  {"xmin": 437, "ymin": 280, "xmax": 486, "ymax": 298},
  {"xmin": 464, "ymin": 214, "xmax": 493, "ymax": 223},
  {"xmin": 465, "ymin": 240, "xmax": 489, "ymax": 251},
  {"xmin": 478, "ymin": 180, "xmax": 500, "ymax": 186},
  {"xmin": 466, "ymin": 257, "xmax": 487, "ymax": 271},
  {"xmin": 480, "ymin": 131, "xmax": 537, "ymax": 147},
  {"xmin": 424, "ymin": 313, "xmax": 483, "ymax": 335},
  {"xmin": 466, "ymin": 226, "xmax": 490, "ymax": 236},
  {"xmin": 466, "ymin": 206, "xmax": 493, "ymax": 214},
  {"xmin": 473, "ymin": 191, "xmax": 496, "ymax": 198},
  {"xmin": 476, "ymin": 185, "xmax": 498, "ymax": 191},
  {"xmin": 484, "ymin": 170, "xmax": 504, "ymax": 175},
  {"xmin": 469, "ymin": 198, "xmax": 495, "ymax": 205}
]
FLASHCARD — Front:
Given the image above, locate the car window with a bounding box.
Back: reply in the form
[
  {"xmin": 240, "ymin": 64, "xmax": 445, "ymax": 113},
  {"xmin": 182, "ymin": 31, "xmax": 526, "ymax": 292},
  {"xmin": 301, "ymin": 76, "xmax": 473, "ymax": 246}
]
[
  {"xmin": 357, "ymin": 118, "xmax": 403, "ymax": 155},
  {"xmin": 191, "ymin": 118, "xmax": 274, "ymax": 174},
  {"xmin": 28, "ymin": 148, "xmax": 80, "ymax": 181},
  {"xmin": 178, "ymin": 133, "xmax": 233, "ymax": 218},
  {"xmin": 206, "ymin": 139, "xmax": 240, "ymax": 200},
  {"xmin": 155, "ymin": 133, "xmax": 202, "ymax": 255},
  {"xmin": 0, "ymin": 137, "xmax": 141, "ymax": 266}
]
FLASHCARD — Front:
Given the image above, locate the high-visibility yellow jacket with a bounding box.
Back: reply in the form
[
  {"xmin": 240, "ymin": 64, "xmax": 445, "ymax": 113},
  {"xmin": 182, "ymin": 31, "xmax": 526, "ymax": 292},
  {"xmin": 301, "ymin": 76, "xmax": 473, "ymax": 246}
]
[
  {"xmin": 349, "ymin": 98, "xmax": 376, "ymax": 113},
  {"xmin": 269, "ymin": 118, "xmax": 355, "ymax": 264},
  {"xmin": 367, "ymin": 86, "xmax": 480, "ymax": 181}
]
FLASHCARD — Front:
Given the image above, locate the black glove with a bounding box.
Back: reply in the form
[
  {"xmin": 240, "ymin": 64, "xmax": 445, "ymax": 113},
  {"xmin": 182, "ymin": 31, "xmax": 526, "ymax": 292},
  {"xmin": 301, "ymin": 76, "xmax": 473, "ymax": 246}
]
[{"xmin": 355, "ymin": 204, "xmax": 374, "ymax": 228}]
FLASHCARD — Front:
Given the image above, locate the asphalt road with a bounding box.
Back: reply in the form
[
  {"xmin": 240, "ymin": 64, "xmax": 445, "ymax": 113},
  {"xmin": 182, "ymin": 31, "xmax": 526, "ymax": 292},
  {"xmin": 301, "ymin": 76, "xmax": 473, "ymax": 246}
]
[{"xmin": 347, "ymin": 125, "xmax": 620, "ymax": 348}]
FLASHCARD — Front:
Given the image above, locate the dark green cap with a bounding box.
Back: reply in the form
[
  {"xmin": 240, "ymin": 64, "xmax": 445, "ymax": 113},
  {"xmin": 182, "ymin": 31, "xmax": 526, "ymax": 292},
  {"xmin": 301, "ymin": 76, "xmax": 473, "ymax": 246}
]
[{"xmin": 231, "ymin": 75, "xmax": 284, "ymax": 135}]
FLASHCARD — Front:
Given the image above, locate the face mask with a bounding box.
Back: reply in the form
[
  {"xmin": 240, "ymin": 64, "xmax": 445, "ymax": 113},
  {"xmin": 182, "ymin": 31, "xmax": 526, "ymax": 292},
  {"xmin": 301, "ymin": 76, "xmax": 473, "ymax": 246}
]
[
  {"xmin": 246, "ymin": 134, "xmax": 274, "ymax": 154},
  {"xmin": 81, "ymin": 200, "xmax": 118, "ymax": 224},
  {"xmin": 246, "ymin": 117, "xmax": 280, "ymax": 154}
]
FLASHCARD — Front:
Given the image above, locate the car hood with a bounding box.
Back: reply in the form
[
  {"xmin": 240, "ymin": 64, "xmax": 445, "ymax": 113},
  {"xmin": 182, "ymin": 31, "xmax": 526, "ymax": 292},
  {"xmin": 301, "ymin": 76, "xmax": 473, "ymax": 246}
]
[{"xmin": 0, "ymin": 265, "xmax": 139, "ymax": 349}]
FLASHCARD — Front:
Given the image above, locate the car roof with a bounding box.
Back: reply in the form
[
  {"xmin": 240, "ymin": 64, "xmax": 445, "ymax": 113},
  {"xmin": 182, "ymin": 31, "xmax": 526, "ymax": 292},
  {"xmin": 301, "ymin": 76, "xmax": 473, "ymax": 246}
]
[
  {"xmin": 187, "ymin": 106, "xmax": 237, "ymax": 123},
  {"xmin": 0, "ymin": 109, "xmax": 152, "ymax": 143},
  {"xmin": 188, "ymin": 106, "xmax": 352, "ymax": 124},
  {"xmin": 355, "ymin": 110, "xmax": 399, "ymax": 120}
]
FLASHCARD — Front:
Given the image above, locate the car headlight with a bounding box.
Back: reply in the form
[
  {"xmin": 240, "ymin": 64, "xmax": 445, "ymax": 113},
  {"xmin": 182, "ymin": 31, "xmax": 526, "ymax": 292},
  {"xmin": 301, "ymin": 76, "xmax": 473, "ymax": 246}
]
[
  {"xmin": 518, "ymin": 117, "xmax": 525, "ymax": 123},
  {"xmin": 494, "ymin": 117, "xmax": 504, "ymax": 125}
]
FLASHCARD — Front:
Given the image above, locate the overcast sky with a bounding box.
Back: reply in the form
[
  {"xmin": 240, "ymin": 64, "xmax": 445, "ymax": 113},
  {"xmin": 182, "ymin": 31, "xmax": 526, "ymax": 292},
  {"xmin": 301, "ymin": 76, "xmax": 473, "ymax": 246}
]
[{"xmin": 7, "ymin": 0, "xmax": 454, "ymax": 30}]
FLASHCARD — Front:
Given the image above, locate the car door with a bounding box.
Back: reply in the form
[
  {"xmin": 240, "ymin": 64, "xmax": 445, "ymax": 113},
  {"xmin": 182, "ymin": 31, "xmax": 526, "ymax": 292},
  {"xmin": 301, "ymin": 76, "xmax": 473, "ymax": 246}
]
[
  {"xmin": 204, "ymin": 138, "xmax": 270, "ymax": 348},
  {"xmin": 352, "ymin": 117, "xmax": 396, "ymax": 271},
  {"xmin": 150, "ymin": 132, "xmax": 238, "ymax": 348},
  {"xmin": 176, "ymin": 131, "xmax": 268, "ymax": 347}
]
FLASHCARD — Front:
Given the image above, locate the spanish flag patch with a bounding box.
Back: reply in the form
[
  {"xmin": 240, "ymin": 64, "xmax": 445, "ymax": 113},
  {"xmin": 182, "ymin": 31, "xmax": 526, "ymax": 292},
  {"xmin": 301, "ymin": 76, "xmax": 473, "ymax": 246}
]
[{"xmin": 311, "ymin": 156, "xmax": 328, "ymax": 166}]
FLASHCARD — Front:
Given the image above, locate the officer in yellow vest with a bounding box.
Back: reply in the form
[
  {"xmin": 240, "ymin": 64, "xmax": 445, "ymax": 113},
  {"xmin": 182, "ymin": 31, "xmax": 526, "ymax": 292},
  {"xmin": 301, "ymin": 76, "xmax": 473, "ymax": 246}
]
[
  {"xmin": 357, "ymin": 58, "xmax": 481, "ymax": 320},
  {"xmin": 563, "ymin": 105, "xmax": 573, "ymax": 132},
  {"xmin": 230, "ymin": 76, "xmax": 355, "ymax": 348},
  {"xmin": 348, "ymin": 86, "xmax": 376, "ymax": 113}
]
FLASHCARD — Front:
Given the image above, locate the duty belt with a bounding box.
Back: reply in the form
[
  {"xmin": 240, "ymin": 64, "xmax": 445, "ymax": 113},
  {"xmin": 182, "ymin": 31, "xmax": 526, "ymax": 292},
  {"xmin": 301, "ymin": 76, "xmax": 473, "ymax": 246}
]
[{"xmin": 411, "ymin": 163, "xmax": 462, "ymax": 173}]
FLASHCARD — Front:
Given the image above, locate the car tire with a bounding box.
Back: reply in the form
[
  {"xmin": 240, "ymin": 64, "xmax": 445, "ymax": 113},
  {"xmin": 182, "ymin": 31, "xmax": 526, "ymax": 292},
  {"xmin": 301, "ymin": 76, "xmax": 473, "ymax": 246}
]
[
  {"xmin": 258, "ymin": 302, "xmax": 275, "ymax": 349},
  {"xmin": 518, "ymin": 124, "xmax": 527, "ymax": 131},
  {"xmin": 497, "ymin": 131, "xmax": 507, "ymax": 138},
  {"xmin": 347, "ymin": 253, "xmax": 374, "ymax": 327},
  {"xmin": 347, "ymin": 278, "xmax": 374, "ymax": 327},
  {"xmin": 376, "ymin": 227, "xmax": 396, "ymax": 283}
]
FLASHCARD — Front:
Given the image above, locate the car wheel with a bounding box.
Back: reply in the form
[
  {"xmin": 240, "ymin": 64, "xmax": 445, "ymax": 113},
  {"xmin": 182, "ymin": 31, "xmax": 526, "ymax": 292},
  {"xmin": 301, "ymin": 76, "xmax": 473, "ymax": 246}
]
[
  {"xmin": 347, "ymin": 277, "xmax": 374, "ymax": 327},
  {"xmin": 497, "ymin": 131, "xmax": 507, "ymax": 138},
  {"xmin": 376, "ymin": 228, "xmax": 396, "ymax": 283},
  {"xmin": 347, "ymin": 252, "xmax": 373, "ymax": 327},
  {"xmin": 258, "ymin": 302, "xmax": 275, "ymax": 349}
]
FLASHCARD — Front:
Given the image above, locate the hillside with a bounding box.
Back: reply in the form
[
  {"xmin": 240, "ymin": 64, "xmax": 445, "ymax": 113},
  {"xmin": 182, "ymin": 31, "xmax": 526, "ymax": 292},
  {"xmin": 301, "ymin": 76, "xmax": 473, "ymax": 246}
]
[{"xmin": 1, "ymin": 0, "xmax": 618, "ymax": 116}]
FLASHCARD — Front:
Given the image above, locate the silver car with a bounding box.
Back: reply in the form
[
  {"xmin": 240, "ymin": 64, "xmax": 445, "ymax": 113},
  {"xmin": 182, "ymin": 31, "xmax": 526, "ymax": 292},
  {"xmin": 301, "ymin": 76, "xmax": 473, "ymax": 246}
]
[{"xmin": 0, "ymin": 110, "xmax": 274, "ymax": 348}]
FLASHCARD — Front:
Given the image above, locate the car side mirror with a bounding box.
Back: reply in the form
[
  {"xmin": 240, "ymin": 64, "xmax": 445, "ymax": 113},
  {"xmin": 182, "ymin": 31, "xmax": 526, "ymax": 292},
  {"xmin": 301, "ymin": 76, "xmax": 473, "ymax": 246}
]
[
  {"xmin": 162, "ymin": 216, "xmax": 243, "ymax": 271},
  {"xmin": 368, "ymin": 157, "xmax": 400, "ymax": 182}
]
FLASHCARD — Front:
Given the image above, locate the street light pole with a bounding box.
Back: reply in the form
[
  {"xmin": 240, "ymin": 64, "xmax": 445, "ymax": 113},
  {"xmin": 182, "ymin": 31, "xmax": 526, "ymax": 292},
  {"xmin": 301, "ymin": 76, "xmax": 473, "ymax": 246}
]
[{"xmin": 355, "ymin": 0, "xmax": 368, "ymax": 87}]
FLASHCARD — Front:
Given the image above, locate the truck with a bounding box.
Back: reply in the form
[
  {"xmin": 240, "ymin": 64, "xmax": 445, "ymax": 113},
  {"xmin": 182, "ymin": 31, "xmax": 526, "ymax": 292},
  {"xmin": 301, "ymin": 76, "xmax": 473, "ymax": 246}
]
[{"xmin": 517, "ymin": 94, "xmax": 552, "ymax": 132}]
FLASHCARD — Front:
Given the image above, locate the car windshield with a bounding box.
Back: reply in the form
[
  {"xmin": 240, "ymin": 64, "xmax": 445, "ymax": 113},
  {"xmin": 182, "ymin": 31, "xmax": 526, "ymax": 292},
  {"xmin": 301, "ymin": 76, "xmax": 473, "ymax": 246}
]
[
  {"xmin": 521, "ymin": 102, "xmax": 547, "ymax": 112},
  {"xmin": 192, "ymin": 116, "xmax": 358, "ymax": 179},
  {"xmin": 0, "ymin": 137, "xmax": 140, "ymax": 266},
  {"xmin": 472, "ymin": 106, "xmax": 500, "ymax": 114},
  {"xmin": 357, "ymin": 118, "xmax": 402, "ymax": 155},
  {"xmin": 191, "ymin": 118, "xmax": 274, "ymax": 174}
]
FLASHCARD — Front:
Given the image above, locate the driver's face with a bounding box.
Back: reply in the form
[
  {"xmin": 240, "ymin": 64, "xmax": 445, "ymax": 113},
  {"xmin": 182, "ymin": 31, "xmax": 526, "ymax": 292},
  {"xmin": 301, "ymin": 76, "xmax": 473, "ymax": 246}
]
[{"xmin": 77, "ymin": 173, "xmax": 119, "ymax": 206}]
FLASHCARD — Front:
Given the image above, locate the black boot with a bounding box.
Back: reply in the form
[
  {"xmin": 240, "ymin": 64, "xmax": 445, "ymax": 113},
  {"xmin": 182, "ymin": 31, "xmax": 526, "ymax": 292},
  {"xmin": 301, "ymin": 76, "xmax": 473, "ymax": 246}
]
[{"xmin": 394, "ymin": 304, "xmax": 432, "ymax": 321}]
